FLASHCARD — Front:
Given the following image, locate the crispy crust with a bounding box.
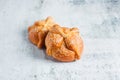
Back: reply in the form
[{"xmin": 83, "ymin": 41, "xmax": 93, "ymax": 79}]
[
  {"xmin": 45, "ymin": 25, "xmax": 83, "ymax": 62},
  {"xmin": 28, "ymin": 17, "xmax": 56, "ymax": 48}
]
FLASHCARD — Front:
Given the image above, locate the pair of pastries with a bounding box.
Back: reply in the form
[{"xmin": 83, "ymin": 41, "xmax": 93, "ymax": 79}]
[{"xmin": 28, "ymin": 17, "xmax": 83, "ymax": 62}]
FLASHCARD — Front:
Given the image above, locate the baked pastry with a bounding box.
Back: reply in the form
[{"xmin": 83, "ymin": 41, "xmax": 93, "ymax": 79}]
[
  {"xmin": 45, "ymin": 25, "xmax": 83, "ymax": 62},
  {"xmin": 28, "ymin": 17, "xmax": 55, "ymax": 48},
  {"xmin": 28, "ymin": 17, "xmax": 84, "ymax": 62}
]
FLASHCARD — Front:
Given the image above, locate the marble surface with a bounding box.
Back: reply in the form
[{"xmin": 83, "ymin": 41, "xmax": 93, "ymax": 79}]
[{"xmin": 0, "ymin": 0, "xmax": 120, "ymax": 80}]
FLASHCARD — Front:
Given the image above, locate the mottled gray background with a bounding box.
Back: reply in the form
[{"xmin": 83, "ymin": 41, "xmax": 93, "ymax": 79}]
[{"xmin": 0, "ymin": 0, "xmax": 120, "ymax": 80}]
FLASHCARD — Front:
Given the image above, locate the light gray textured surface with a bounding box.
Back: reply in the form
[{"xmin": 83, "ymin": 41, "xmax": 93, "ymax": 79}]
[{"xmin": 0, "ymin": 0, "xmax": 120, "ymax": 80}]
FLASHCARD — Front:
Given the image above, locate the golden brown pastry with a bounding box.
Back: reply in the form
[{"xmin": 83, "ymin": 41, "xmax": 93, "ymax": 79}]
[
  {"xmin": 45, "ymin": 25, "xmax": 83, "ymax": 62},
  {"xmin": 28, "ymin": 17, "xmax": 56, "ymax": 48}
]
